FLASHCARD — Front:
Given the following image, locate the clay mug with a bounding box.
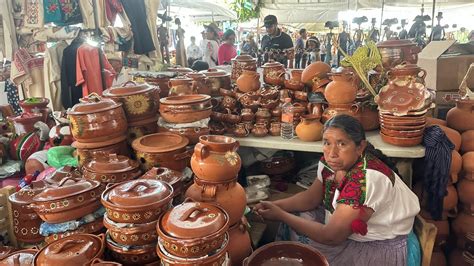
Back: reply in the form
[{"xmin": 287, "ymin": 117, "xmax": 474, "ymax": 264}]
[
  {"xmin": 269, "ymin": 122, "xmax": 281, "ymax": 136},
  {"xmin": 252, "ymin": 123, "xmax": 268, "ymax": 137},
  {"xmin": 241, "ymin": 108, "xmax": 255, "ymax": 122},
  {"xmin": 233, "ymin": 123, "xmax": 250, "ymax": 138},
  {"xmin": 222, "ymin": 95, "xmax": 237, "ymax": 109}
]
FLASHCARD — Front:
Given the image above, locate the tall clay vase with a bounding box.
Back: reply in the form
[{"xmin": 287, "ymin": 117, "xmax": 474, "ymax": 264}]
[
  {"xmin": 295, "ymin": 114, "xmax": 323, "ymax": 142},
  {"xmin": 236, "ymin": 70, "xmax": 261, "ymax": 93},
  {"xmin": 324, "ymin": 72, "xmax": 357, "ymax": 104},
  {"xmin": 185, "ymin": 177, "xmax": 247, "ymax": 226},
  {"xmin": 191, "ymin": 135, "xmax": 241, "ymax": 182},
  {"xmin": 227, "ymin": 217, "xmax": 252, "ymax": 266},
  {"xmin": 446, "ymin": 99, "xmax": 474, "ymax": 133}
]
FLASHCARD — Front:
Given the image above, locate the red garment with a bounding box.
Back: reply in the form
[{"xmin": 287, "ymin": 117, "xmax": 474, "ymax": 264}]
[
  {"xmin": 217, "ymin": 43, "xmax": 237, "ymax": 65},
  {"xmin": 105, "ymin": 0, "xmax": 123, "ymax": 24},
  {"xmin": 76, "ymin": 44, "xmax": 115, "ymax": 97}
]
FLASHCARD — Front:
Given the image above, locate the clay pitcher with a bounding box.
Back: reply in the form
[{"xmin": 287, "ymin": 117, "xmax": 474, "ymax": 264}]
[
  {"xmin": 233, "ymin": 123, "xmax": 250, "ymax": 138},
  {"xmin": 269, "ymin": 122, "xmax": 281, "ymax": 136},
  {"xmin": 295, "ymin": 114, "xmax": 324, "ymax": 142},
  {"xmin": 324, "ymin": 72, "xmax": 357, "ymax": 104},
  {"xmin": 446, "ymin": 99, "xmax": 474, "ymax": 133},
  {"xmin": 322, "ymin": 103, "xmax": 361, "ymax": 123},
  {"xmin": 191, "ymin": 135, "xmax": 241, "ymax": 182},
  {"xmin": 168, "ymin": 77, "xmax": 195, "ymax": 96},
  {"xmin": 236, "ymin": 70, "xmax": 261, "ymax": 93},
  {"xmin": 186, "ymin": 72, "xmax": 212, "ymax": 95}
]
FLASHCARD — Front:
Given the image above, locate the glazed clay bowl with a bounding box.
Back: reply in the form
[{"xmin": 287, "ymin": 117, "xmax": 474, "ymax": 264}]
[
  {"xmin": 73, "ymin": 136, "xmax": 130, "ymax": 167},
  {"xmin": 380, "ymin": 127, "xmax": 424, "ymax": 138},
  {"xmin": 103, "ymin": 214, "xmax": 157, "ymax": 246},
  {"xmin": 243, "ymin": 241, "xmax": 328, "ymax": 266},
  {"xmin": 0, "ymin": 249, "xmax": 38, "ymax": 265},
  {"xmin": 34, "ymin": 234, "xmax": 105, "ymax": 266},
  {"xmin": 159, "ymin": 94, "xmax": 212, "ymax": 123},
  {"xmin": 158, "ymin": 125, "xmax": 210, "ymax": 145},
  {"xmin": 379, "ymin": 118, "xmax": 426, "ymax": 127},
  {"xmin": 106, "ymin": 235, "xmax": 159, "ymax": 265},
  {"xmin": 44, "ymin": 218, "xmax": 104, "ymax": 244},
  {"xmin": 101, "ymin": 179, "xmax": 173, "ymax": 224},
  {"xmin": 380, "ymin": 132, "xmax": 423, "ymax": 147},
  {"xmin": 30, "ymin": 177, "xmax": 103, "ymax": 223},
  {"xmin": 132, "ymin": 133, "xmax": 192, "ymax": 172},
  {"xmin": 103, "ymin": 81, "xmax": 160, "ymax": 123},
  {"xmin": 380, "ymin": 123, "xmax": 426, "ymax": 131},
  {"xmin": 157, "ymin": 201, "xmax": 230, "ymax": 258},
  {"xmin": 140, "ymin": 167, "xmax": 184, "ymax": 199},
  {"xmin": 83, "ymin": 153, "xmax": 142, "ymax": 185}
]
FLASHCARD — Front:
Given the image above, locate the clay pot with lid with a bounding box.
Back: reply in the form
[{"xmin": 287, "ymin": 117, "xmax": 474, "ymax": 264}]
[
  {"xmin": 301, "ymin": 61, "xmax": 331, "ymax": 87},
  {"xmin": 8, "ymin": 181, "xmax": 47, "ymax": 244},
  {"xmin": 34, "ymin": 233, "xmax": 105, "ymax": 266},
  {"xmin": 140, "ymin": 167, "xmax": 184, "ymax": 199},
  {"xmin": 227, "ymin": 217, "xmax": 252, "ymax": 266},
  {"xmin": 462, "ymin": 130, "xmax": 474, "ymax": 153},
  {"xmin": 447, "ymin": 99, "xmax": 474, "ymax": 133},
  {"xmin": 103, "ymin": 81, "xmax": 160, "ymax": 123},
  {"xmin": 262, "ymin": 61, "xmax": 285, "ymax": 86},
  {"xmin": 159, "ymin": 94, "xmax": 212, "ymax": 123},
  {"xmin": 73, "ymin": 136, "xmax": 130, "ymax": 168},
  {"xmin": 231, "ymin": 54, "xmax": 257, "ymax": 81},
  {"xmin": 186, "ymin": 72, "xmax": 212, "ymax": 95},
  {"xmin": 101, "ymin": 179, "xmax": 173, "ymax": 224},
  {"xmin": 132, "ymin": 133, "xmax": 192, "ymax": 172},
  {"xmin": 67, "ymin": 95, "xmax": 127, "ymax": 143},
  {"xmin": 236, "ymin": 70, "xmax": 260, "ymax": 93},
  {"xmin": 296, "ymin": 114, "xmax": 324, "ymax": 142},
  {"xmin": 157, "ymin": 200, "xmax": 230, "ymax": 258},
  {"xmin": 7, "ymin": 113, "xmax": 43, "ymax": 135},
  {"xmin": 191, "ymin": 135, "xmax": 241, "ymax": 182},
  {"xmin": 322, "ymin": 103, "xmax": 361, "ymax": 123},
  {"xmin": 103, "ymin": 213, "xmax": 158, "ymax": 246},
  {"xmin": 0, "ymin": 248, "xmax": 38, "ymax": 265},
  {"xmin": 324, "ymin": 72, "xmax": 357, "ymax": 104},
  {"xmin": 168, "ymin": 77, "xmax": 196, "ymax": 96},
  {"xmin": 30, "ymin": 177, "xmax": 102, "ymax": 223},
  {"xmin": 377, "ymin": 39, "xmax": 421, "ymax": 70},
  {"xmin": 185, "ymin": 176, "xmax": 247, "ymax": 226},
  {"xmin": 83, "ymin": 153, "xmax": 142, "ymax": 186},
  {"xmin": 200, "ymin": 69, "xmax": 231, "ymax": 97},
  {"xmin": 106, "ymin": 237, "xmax": 159, "ymax": 265}
]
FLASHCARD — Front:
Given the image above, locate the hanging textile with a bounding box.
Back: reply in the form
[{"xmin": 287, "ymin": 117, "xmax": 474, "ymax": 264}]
[
  {"xmin": 76, "ymin": 44, "xmax": 116, "ymax": 97},
  {"xmin": 4, "ymin": 80, "xmax": 22, "ymax": 115},
  {"xmin": 43, "ymin": 0, "xmax": 82, "ymax": 26},
  {"xmin": 120, "ymin": 0, "xmax": 155, "ymax": 55},
  {"xmin": 44, "ymin": 41, "xmax": 67, "ymax": 111},
  {"xmin": 60, "ymin": 39, "xmax": 83, "ymax": 109},
  {"xmin": 105, "ymin": 0, "xmax": 123, "ymax": 25},
  {"xmin": 10, "ymin": 48, "xmax": 45, "ymax": 98},
  {"xmin": 79, "ymin": 0, "xmax": 107, "ymax": 29},
  {"xmin": 24, "ymin": 0, "xmax": 44, "ymax": 28},
  {"xmin": 144, "ymin": 0, "xmax": 161, "ymax": 60}
]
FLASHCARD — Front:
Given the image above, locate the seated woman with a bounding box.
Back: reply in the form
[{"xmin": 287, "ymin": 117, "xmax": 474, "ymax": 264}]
[{"xmin": 254, "ymin": 114, "xmax": 420, "ymax": 265}]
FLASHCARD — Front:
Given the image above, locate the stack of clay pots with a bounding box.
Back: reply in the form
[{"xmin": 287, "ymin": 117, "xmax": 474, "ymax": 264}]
[
  {"xmin": 185, "ymin": 135, "xmax": 252, "ymax": 265},
  {"xmin": 19, "ymin": 97, "xmax": 54, "ymax": 127},
  {"xmin": 103, "ymin": 81, "xmax": 160, "ymax": 145},
  {"xmin": 101, "ymin": 179, "xmax": 173, "ymax": 265},
  {"xmin": 322, "ymin": 71, "xmax": 361, "ymax": 124},
  {"xmin": 68, "ymin": 95, "xmax": 129, "ymax": 167},
  {"xmin": 140, "ymin": 167, "xmax": 185, "ymax": 204},
  {"xmin": 231, "ymin": 54, "xmax": 257, "ymax": 82}
]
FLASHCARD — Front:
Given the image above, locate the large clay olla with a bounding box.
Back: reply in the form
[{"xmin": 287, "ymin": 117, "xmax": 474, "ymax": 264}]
[
  {"xmin": 295, "ymin": 114, "xmax": 323, "ymax": 142},
  {"xmin": 451, "ymin": 212, "xmax": 474, "ymax": 249},
  {"xmin": 461, "ymin": 130, "xmax": 474, "ymax": 153},
  {"xmin": 227, "ymin": 217, "xmax": 252, "ymax": 266},
  {"xmin": 324, "ymin": 72, "xmax": 358, "ymax": 104},
  {"xmin": 301, "ymin": 62, "xmax": 331, "ymax": 86},
  {"xmin": 463, "ymin": 152, "xmax": 474, "ymax": 179},
  {"xmin": 446, "ymin": 99, "xmax": 474, "ymax": 133},
  {"xmin": 438, "ymin": 125, "xmax": 461, "ymax": 151}
]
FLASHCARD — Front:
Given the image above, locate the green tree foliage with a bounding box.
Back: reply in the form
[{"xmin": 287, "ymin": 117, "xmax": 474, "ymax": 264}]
[{"xmin": 228, "ymin": 0, "xmax": 261, "ymax": 22}]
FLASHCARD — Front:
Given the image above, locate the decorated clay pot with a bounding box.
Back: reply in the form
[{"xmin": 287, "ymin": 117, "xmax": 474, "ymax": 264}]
[
  {"xmin": 200, "ymin": 69, "xmax": 231, "ymax": 97},
  {"xmin": 67, "ymin": 95, "xmax": 127, "ymax": 143},
  {"xmin": 252, "ymin": 123, "xmax": 269, "ymax": 137},
  {"xmin": 106, "ymin": 238, "xmax": 159, "ymax": 265},
  {"xmin": 157, "ymin": 238, "xmax": 229, "ymax": 266},
  {"xmin": 101, "ymin": 179, "xmax": 173, "ymax": 224},
  {"xmin": 236, "ymin": 70, "xmax": 260, "ymax": 93},
  {"xmin": 227, "ymin": 217, "xmax": 252, "ymax": 266},
  {"xmin": 241, "ymin": 108, "xmax": 255, "ymax": 122},
  {"xmin": 231, "ymin": 54, "xmax": 257, "ymax": 81},
  {"xmin": 8, "ymin": 113, "xmax": 43, "ymax": 135},
  {"xmin": 140, "ymin": 167, "xmax": 184, "ymax": 200},
  {"xmin": 461, "ymin": 130, "xmax": 474, "ymax": 153},
  {"xmin": 284, "ymin": 69, "xmax": 305, "ymax": 91},
  {"xmin": 447, "ymin": 99, "xmax": 474, "ymax": 133},
  {"xmin": 269, "ymin": 122, "xmax": 281, "ymax": 136},
  {"xmin": 186, "ymin": 72, "xmax": 212, "ymax": 95},
  {"xmin": 377, "ymin": 39, "xmax": 421, "ymax": 70},
  {"xmin": 185, "ymin": 177, "xmax": 247, "ymax": 226},
  {"xmin": 73, "ymin": 136, "xmax": 130, "ymax": 167},
  {"xmin": 82, "ymin": 153, "xmax": 142, "ymax": 186},
  {"xmin": 168, "ymin": 77, "xmax": 196, "ymax": 96},
  {"xmin": 296, "ymin": 114, "xmax": 323, "ymax": 142},
  {"xmin": 0, "ymin": 249, "xmax": 38, "ymax": 265},
  {"xmin": 322, "ymin": 103, "xmax": 361, "ymax": 123},
  {"xmin": 221, "ymin": 95, "xmax": 237, "ymax": 110},
  {"xmin": 138, "ymin": 71, "xmax": 176, "ymax": 98},
  {"xmin": 233, "ymin": 123, "xmax": 250, "ymax": 138},
  {"xmin": 191, "ymin": 135, "xmax": 241, "ymax": 182},
  {"xmin": 104, "ymin": 214, "xmax": 158, "ymax": 246},
  {"xmin": 324, "ymin": 72, "xmax": 357, "ymax": 104},
  {"xmin": 262, "ymin": 61, "xmax": 285, "ymax": 86},
  {"xmin": 19, "ymin": 97, "xmax": 52, "ymax": 124},
  {"xmin": 159, "ymin": 94, "xmax": 212, "ymax": 123},
  {"xmin": 301, "ymin": 61, "xmax": 331, "ymax": 87},
  {"xmin": 127, "ymin": 117, "xmax": 158, "ymax": 145},
  {"xmin": 103, "ymin": 81, "xmax": 160, "ymax": 123},
  {"xmin": 256, "ymin": 108, "xmax": 271, "ymax": 124},
  {"xmin": 132, "ymin": 133, "xmax": 192, "ymax": 172}
]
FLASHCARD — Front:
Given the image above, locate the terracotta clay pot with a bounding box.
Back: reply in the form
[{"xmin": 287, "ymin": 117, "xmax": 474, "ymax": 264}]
[
  {"xmin": 140, "ymin": 167, "xmax": 184, "ymax": 199},
  {"xmin": 7, "ymin": 113, "xmax": 43, "ymax": 135},
  {"xmin": 159, "ymin": 94, "xmax": 212, "ymax": 123},
  {"xmin": 449, "ymin": 249, "xmax": 473, "ymax": 266},
  {"xmin": 82, "ymin": 154, "xmax": 142, "ymax": 185},
  {"xmin": 44, "ymin": 218, "xmax": 104, "ymax": 244},
  {"xmin": 106, "ymin": 237, "xmax": 159, "ymax": 265},
  {"xmin": 255, "ymin": 108, "xmax": 271, "ymax": 124},
  {"xmin": 458, "ymin": 179, "xmax": 474, "ymax": 214},
  {"xmin": 30, "ymin": 177, "xmax": 102, "ymax": 223},
  {"xmin": 461, "ymin": 130, "xmax": 474, "ymax": 153},
  {"xmin": 452, "ymin": 212, "xmax": 474, "ymax": 249},
  {"xmin": 191, "ymin": 135, "xmax": 241, "ymax": 182},
  {"xmin": 359, "ymin": 105, "xmax": 380, "ymax": 131},
  {"xmin": 301, "ymin": 61, "xmax": 331, "ymax": 86},
  {"xmin": 324, "ymin": 72, "xmax": 357, "ymax": 104},
  {"xmin": 157, "ymin": 201, "xmax": 229, "ymax": 258},
  {"xmin": 321, "ymin": 103, "xmax": 361, "ymax": 123},
  {"xmin": 236, "ymin": 70, "xmax": 260, "ymax": 93},
  {"xmin": 296, "ymin": 114, "xmax": 323, "ymax": 142},
  {"xmin": 463, "ymin": 152, "xmax": 474, "ymax": 180},
  {"xmin": 241, "ymin": 108, "xmax": 255, "ymax": 122},
  {"xmin": 103, "ymin": 82, "xmax": 160, "ymax": 123},
  {"xmin": 34, "ymin": 234, "xmax": 105, "ymax": 266},
  {"xmin": 425, "ymin": 219, "xmax": 450, "ymax": 251},
  {"xmin": 186, "ymin": 72, "xmax": 212, "ymax": 95},
  {"xmin": 104, "ymin": 214, "xmax": 157, "ymax": 246},
  {"xmin": 227, "ymin": 217, "xmax": 252, "ymax": 266},
  {"xmin": 438, "ymin": 125, "xmax": 462, "ymax": 152},
  {"xmin": 139, "ymin": 72, "xmax": 176, "ymax": 98},
  {"xmin": 284, "ymin": 69, "xmax": 305, "ymax": 91},
  {"xmin": 0, "ymin": 249, "xmax": 38, "ymax": 265},
  {"xmin": 269, "ymin": 122, "xmax": 281, "ymax": 136},
  {"xmin": 414, "ymin": 183, "xmax": 458, "ymax": 215},
  {"xmin": 377, "ymin": 39, "xmax": 421, "ymax": 70},
  {"xmin": 73, "ymin": 136, "xmax": 130, "ymax": 168},
  {"xmin": 132, "ymin": 133, "xmax": 192, "ymax": 172},
  {"xmin": 20, "ymin": 97, "xmax": 52, "ymax": 124},
  {"xmin": 127, "ymin": 117, "xmax": 158, "ymax": 145},
  {"xmin": 252, "ymin": 123, "xmax": 268, "ymax": 137},
  {"xmin": 231, "ymin": 55, "xmax": 257, "ymax": 81},
  {"xmin": 243, "ymin": 241, "xmax": 329, "ymax": 266},
  {"xmin": 387, "ymin": 63, "xmax": 427, "ymax": 85},
  {"xmin": 233, "ymin": 123, "xmax": 250, "ymax": 138},
  {"xmin": 200, "ymin": 69, "xmax": 231, "ymax": 97},
  {"xmin": 68, "ymin": 95, "xmax": 127, "ymax": 143},
  {"xmin": 450, "ymin": 150, "xmax": 462, "ymax": 184},
  {"xmin": 101, "ymin": 179, "xmax": 173, "ymax": 224},
  {"xmin": 185, "ymin": 176, "xmax": 247, "ymax": 226},
  {"xmin": 168, "ymin": 77, "xmax": 196, "ymax": 96},
  {"xmin": 262, "ymin": 61, "xmax": 285, "ymax": 86},
  {"xmin": 446, "ymin": 99, "xmax": 474, "ymax": 133},
  {"xmin": 158, "ymin": 126, "xmax": 210, "ymax": 145}
]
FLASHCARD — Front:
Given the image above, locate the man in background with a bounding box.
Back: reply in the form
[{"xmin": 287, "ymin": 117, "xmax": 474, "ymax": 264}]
[
  {"xmin": 261, "ymin": 15, "xmax": 294, "ymax": 66},
  {"xmin": 295, "ymin": 29, "xmax": 307, "ymax": 68},
  {"xmin": 187, "ymin": 36, "xmax": 202, "ymax": 67}
]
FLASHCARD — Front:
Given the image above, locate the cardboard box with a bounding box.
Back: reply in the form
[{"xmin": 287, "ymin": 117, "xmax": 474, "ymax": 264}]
[{"xmin": 418, "ymin": 41, "xmax": 474, "ymax": 92}]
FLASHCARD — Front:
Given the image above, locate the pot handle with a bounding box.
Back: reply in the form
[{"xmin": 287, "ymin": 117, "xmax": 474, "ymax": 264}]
[
  {"xmin": 97, "ymin": 233, "xmax": 105, "ymax": 244},
  {"xmin": 242, "ymin": 257, "xmax": 249, "ymax": 266},
  {"xmin": 178, "ymin": 204, "xmax": 207, "ymax": 221},
  {"xmin": 122, "ymin": 80, "xmax": 137, "ymax": 87},
  {"xmin": 123, "ymin": 181, "xmax": 152, "ymax": 192},
  {"xmin": 351, "ymin": 103, "xmax": 360, "ymax": 114},
  {"xmin": 418, "ymin": 69, "xmax": 427, "ymax": 85},
  {"xmin": 174, "ymin": 149, "xmax": 193, "ymax": 160},
  {"xmin": 194, "ymin": 143, "xmax": 209, "ymax": 161},
  {"xmin": 57, "ymin": 176, "xmax": 82, "ymax": 187},
  {"xmin": 201, "ymin": 183, "xmax": 217, "ymax": 200},
  {"xmin": 79, "ymin": 93, "xmax": 101, "ymax": 103},
  {"xmin": 233, "ymin": 141, "xmax": 240, "ymax": 152},
  {"xmin": 49, "ymin": 239, "xmax": 90, "ymax": 254}
]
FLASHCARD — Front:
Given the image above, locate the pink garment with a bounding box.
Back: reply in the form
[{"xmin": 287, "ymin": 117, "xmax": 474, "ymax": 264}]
[
  {"xmin": 217, "ymin": 43, "xmax": 237, "ymax": 65},
  {"xmin": 76, "ymin": 44, "xmax": 115, "ymax": 97}
]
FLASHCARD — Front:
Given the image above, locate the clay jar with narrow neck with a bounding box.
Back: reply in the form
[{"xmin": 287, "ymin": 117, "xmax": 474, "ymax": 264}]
[
  {"xmin": 324, "ymin": 72, "xmax": 357, "ymax": 104},
  {"xmin": 387, "ymin": 63, "xmax": 427, "ymax": 85},
  {"xmin": 322, "ymin": 103, "xmax": 361, "ymax": 123},
  {"xmin": 236, "ymin": 70, "xmax": 261, "ymax": 93},
  {"xmin": 233, "ymin": 123, "xmax": 250, "ymax": 138},
  {"xmin": 191, "ymin": 135, "xmax": 241, "ymax": 182},
  {"xmin": 295, "ymin": 114, "xmax": 324, "ymax": 142},
  {"xmin": 446, "ymin": 99, "xmax": 474, "ymax": 133},
  {"xmin": 262, "ymin": 61, "xmax": 285, "ymax": 86},
  {"xmin": 231, "ymin": 54, "xmax": 257, "ymax": 81}
]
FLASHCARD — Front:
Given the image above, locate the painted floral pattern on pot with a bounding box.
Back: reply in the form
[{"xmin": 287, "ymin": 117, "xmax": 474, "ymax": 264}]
[{"xmin": 125, "ymin": 94, "xmax": 150, "ymax": 115}]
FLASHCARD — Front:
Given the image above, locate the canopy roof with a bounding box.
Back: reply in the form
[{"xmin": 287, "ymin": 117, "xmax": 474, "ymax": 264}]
[{"xmin": 161, "ymin": 0, "xmax": 237, "ymax": 22}]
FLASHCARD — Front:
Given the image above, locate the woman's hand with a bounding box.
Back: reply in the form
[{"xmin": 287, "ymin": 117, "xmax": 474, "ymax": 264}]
[{"xmin": 253, "ymin": 201, "xmax": 287, "ymax": 221}]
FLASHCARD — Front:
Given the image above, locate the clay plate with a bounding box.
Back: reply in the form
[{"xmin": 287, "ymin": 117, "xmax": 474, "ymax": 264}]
[{"xmin": 380, "ymin": 132, "xmax": 423, "ymax": 147}]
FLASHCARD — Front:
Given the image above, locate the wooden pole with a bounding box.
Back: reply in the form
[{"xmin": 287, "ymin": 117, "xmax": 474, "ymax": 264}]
[{"xmin": 380, "ymin": 0, "xmax": 385, "ymax": 36}]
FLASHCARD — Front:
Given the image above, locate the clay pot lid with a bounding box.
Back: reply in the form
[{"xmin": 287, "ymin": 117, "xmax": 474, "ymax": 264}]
[
  {"xmin": 140, "ymin": 167, "xmax": 183, "ymax": 187},
  {"xmin": 301, "ymin": 62, "xmax": 331, "ymax": 85},
  {"xmin": 262, "ymin": 61, "xmax": 284, "ymax": 68},
  {"xmin": 233, "ymin": 54, "xmax": 256, "ymax": 62},
  {"xmin": 33, "ymin": 177, "xmax": 100, "ymax": 202},
  {"xmin": 160, "ymin": 94, "xmax": 211, "ymax": 105},
  {"xmin": 67, "ymin": 96, "xmax": 122, "ymax": 115},
  {"xmin": 167, "ymin": 66, "xmax": 193, "ymax": 74},
  {"xmin": 199, "ymin": 68, "xmax": 230, "ymax": 77},
  {"xmin": 186, "ymin": 72, "xmax": 206, "ymax": 79},
  {"xmin": 0, "ymin": 249, "xmax": 37, "ymax": 265},
  {"xmin": 132, "ymin": 133, "xmax": 189, "ymax": 153},
  {"xmin": 35, "ymin": 234, "xmax": 104, "ymax": 265},
  {"xmin": 9, "ymin": 180, "xmax": 47, "ymax": 204},
  {"xmin": 83, "ymin": 154, "xmax": 139, "ymax": 174},
  {"xmin": 7, "ymin": 112, "xmax": 43, "ymax": 122},
  {"xmin": 161, "ymin": 201, "xmax": 228, "ymax": 239},
  {"xmin": 169, "ymin": 76, "xmax": 193, "ymax": 82},
  {"xmin": 19, "ymin": 97, "xmax": 50, "ymax": 107},
  {"xmin": 103, "ymin": 81, "xmax": 155, "ymax": 97},
  {"xmin": 377, "ymin": 39, "xmax": 417, "ymax": 48},
  {"xmin": 107, "ymin": 179, "xmax": 172, "ymax": 207},
  {"xmin": 72, "ymin": 135, "xmax": 126, "ymax": 149}
]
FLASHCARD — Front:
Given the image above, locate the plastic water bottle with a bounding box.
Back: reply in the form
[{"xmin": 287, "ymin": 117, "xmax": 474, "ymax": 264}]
[{"xmin": 281, "ymin": 98, "xmax": 294, "ymax": 139}]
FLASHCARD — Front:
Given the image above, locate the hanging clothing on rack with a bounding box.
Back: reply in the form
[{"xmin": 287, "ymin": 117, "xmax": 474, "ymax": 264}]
[
  {"xmin": 44, "ymin": 41, "xmax": 67, "ymax": 111},
  {"xmin": 105, "ymin": 0, "xmax": 123, "ymax": 25},
  {"xmin": 24, "ymin": 0, "xmax": 45, "ymax": 28},
  {"xmin": 120, "ymin": 0, "xmax": 155, "ymax": 55},
  {"xmin": 10, "ymin": 48, "xmax": 45, "ymax": 98},
  {"xmin": 43, "ymin": 0, "xmax": 82, "ymax": 26},
  {"xmin": 79, "ymin": 0, "xmax": 107, "ymax": 29},
  {"xmin": 144, "ymin": 0, "xmax": 160, "ymax": 59},
  {"xmin": 61, "ymin": 38, "xmax": 83, "ymax": 109},
  {"xmin": 76, "ymin": 44, "xmax": 116, "ymax": 97},
  {"xmin": 4, "ymin": 80, "xmax": 22, "ymax": 115}
]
